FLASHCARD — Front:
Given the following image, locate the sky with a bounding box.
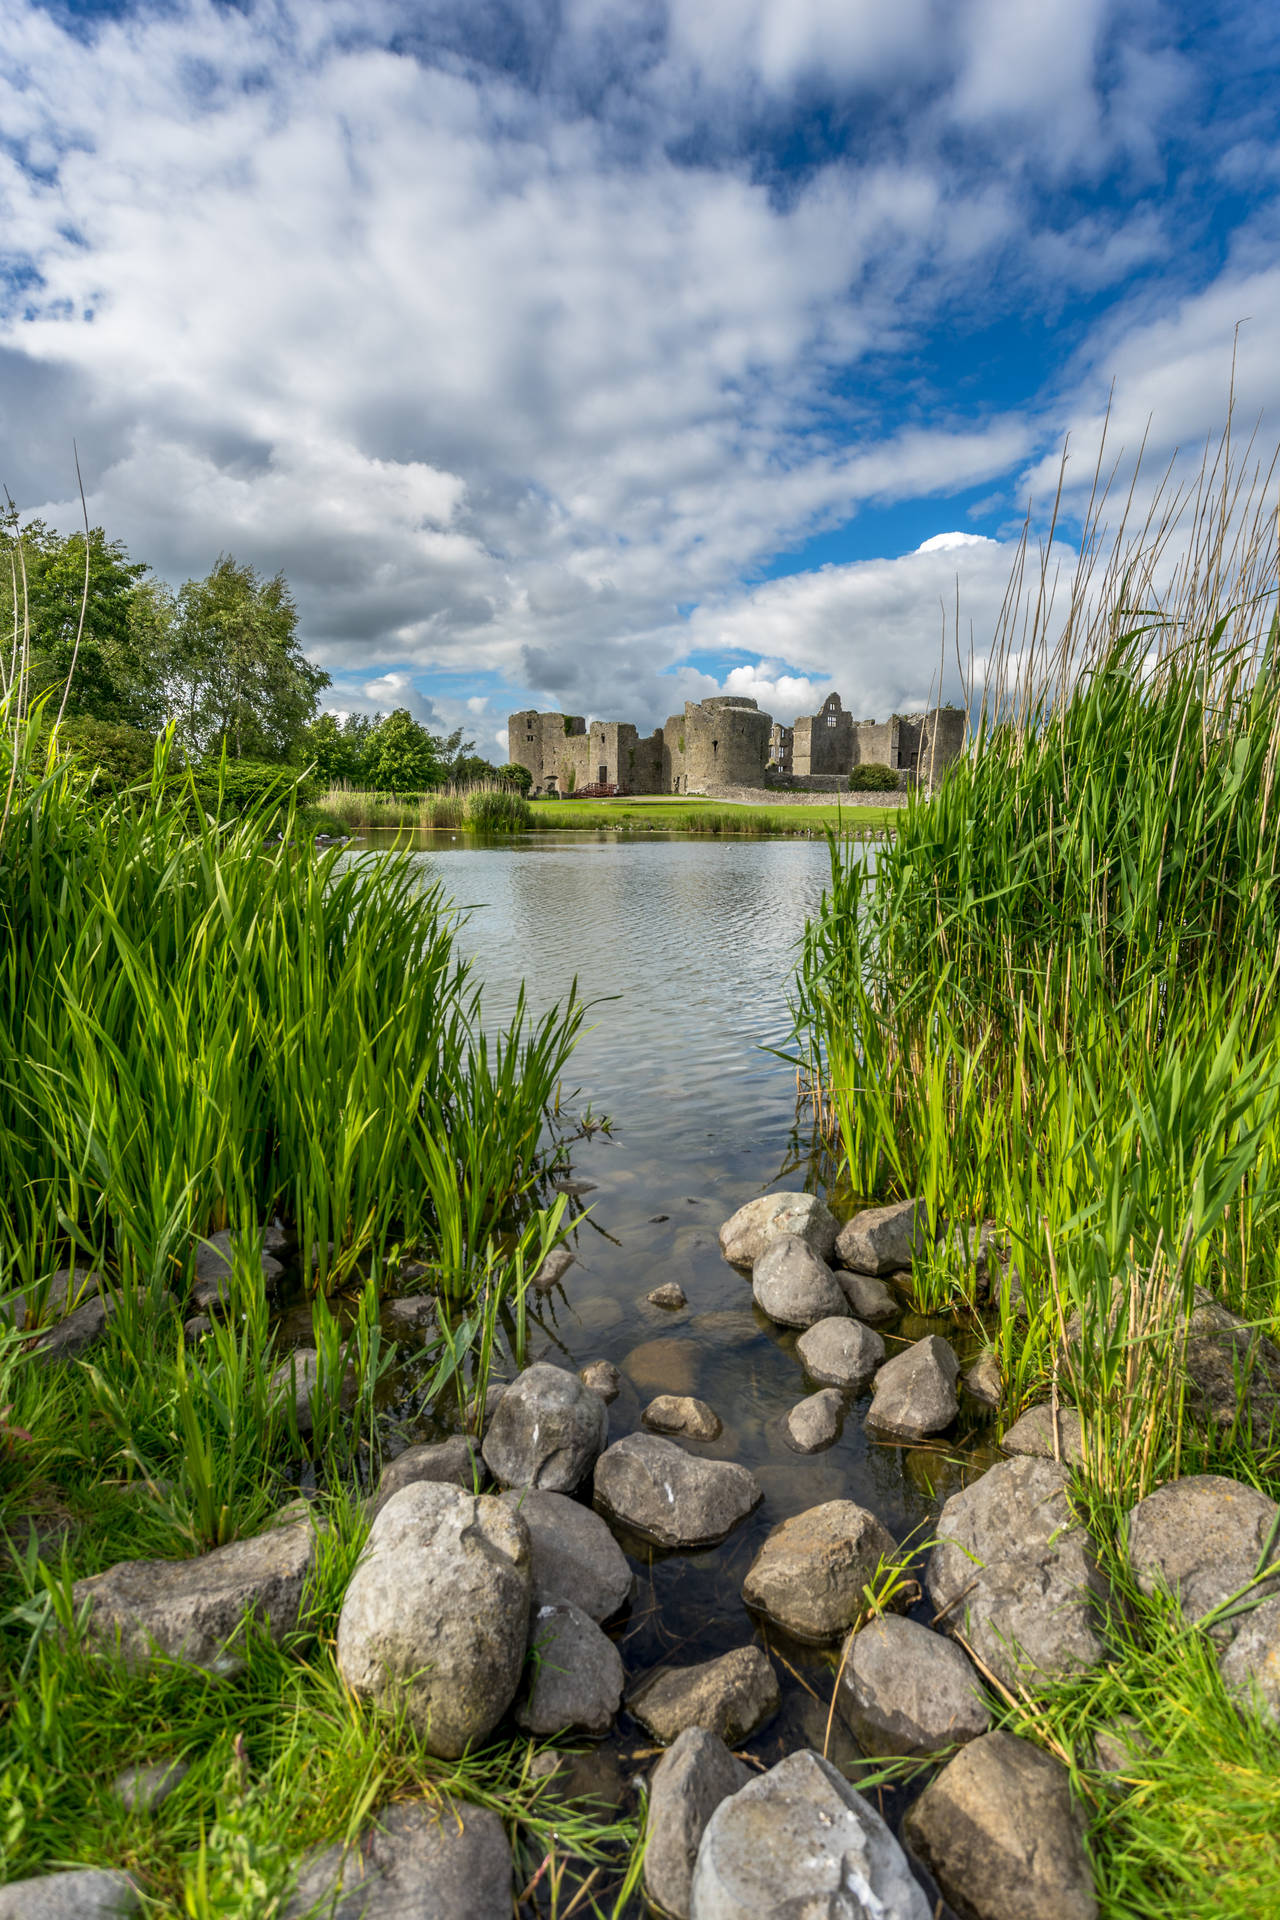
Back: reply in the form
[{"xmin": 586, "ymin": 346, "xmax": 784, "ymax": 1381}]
[{"xmin": 2, "ymin": 1, "xmax": 1279, "ymax": 754}]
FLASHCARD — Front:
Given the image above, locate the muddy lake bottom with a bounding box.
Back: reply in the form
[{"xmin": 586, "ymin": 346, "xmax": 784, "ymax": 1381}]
[{"xmin": 332, "ymin": 832, "xmax": 1001, "ymax": 1878}]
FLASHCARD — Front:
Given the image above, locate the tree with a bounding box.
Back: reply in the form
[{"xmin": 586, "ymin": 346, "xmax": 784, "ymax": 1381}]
[
  {"xmin": 1, "ymin": 508, "xmax": 164, "ymax": 729},
  {"xmin": 363, "ymin": 709, "xmax": 445, "ymax": 792},
  {"xmin": 169, "ymin": 556, "xmax": 329, "ymax": 763},
  {"xmin": 496, "ymin": 762, "xmax": 533, "ymax": 794},
  {"xmin": 451, "ymin": 753, "xmax": 501, "ymax": 786}
]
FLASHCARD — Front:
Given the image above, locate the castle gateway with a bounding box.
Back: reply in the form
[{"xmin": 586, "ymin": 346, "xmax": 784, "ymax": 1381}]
[{"xmin": 508, "ymin": 693, "xmax": 964, "ymax": 796}]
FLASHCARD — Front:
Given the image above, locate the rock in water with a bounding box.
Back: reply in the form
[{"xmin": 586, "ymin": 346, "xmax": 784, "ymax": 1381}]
[
  {"xmin": 718, "ymin": 1193, "xmax": 839, "ymax": 1267},
  {"xmin": 796, "ymin": 1316, "xmax": 885, "ymax": 1389},
  {"xmin": 499, "ymin": 1487, "xmax": 632, "ymax": 1621},
  {"xmin": 645, "ymin": 1729, "xmax": 750, "ymax": 1920},
  {"xmin": 628, "ymin": 1644, "xmax": 780, "ymax": 1744},
  {"xmin": 867, "ymin": 1336, "xmax": 959, "ymax": 1438},
  {"xmin": 836, "ymin": 1268, "xmax": 899, "ymax": 1322},
  {"xmin": 1000, "ymin": 1402, "xmax": 1084, "ymax": 1465},
  {"xmin": 336, "ymin": 1483, "xmax": 530, "ymax": 1757},
  {"xmin": 743, "ymin": 1500, "xmax": 901, "ymax": 1642},
  {"xmin": 371, "ymin": 1437, "xmax": 481, "ymax": 1515},
  {"xmin": 903, "ymin": 1730, "xmax": 1097, "ymax": 1920},
  {"xmin": 517, "ymin": 1602, "xmax": 624, "ymax": 1735},
  {"xmin": 689, "ymin": 1748, "xmax": 931, "ymax": 1920},
  {"xmin": 648, "ymin": 1282, "xmax": 688, "ymax": 1309},
  {"xmin": 751, "ymin": 1235, "xmax": 849, "ymax": 1328},
  {"xmin": 594, "ymin": 1433, "xmax": 761, "ymax": 1548},
  {"xmin": 0, "ymin": 1870, "xmax": 139, "ymax": 1918},
  {"xmin": 785, "ymin": 1389, "xmax": 845, "ymax": 1452},
  {"xmin": 580, "ymin": 1358, "xmax": 623, "ymax": 1403},
  {"xmin": 1125, "ymin": 1473, "xmax": 1280, "ymax": 1635},
  {"xmin": 927, "ymin": 1456, "xmax": 1109, "ymax": 1690},
  {"xmin": 835, "ymin": 1199, "xmax": 931, "ymax": 1275},
  {"xmin": 284, "ymin": 1799, "xmax": 512, "ymax": 1920},
  {"xmin": 838, "ymin": 1615, "xmax": 989, "ymax": 1758},
  {"xmin": 964, "ymin": 1351, "xmax": 1002, "ymax": 1410},
  {"xmin": 480, "ymin": 1361, "xmax": 608, "ymax": 1492},
  {"xmin": 530, "ymin": 1246, "xmax": 576, "ymax": 1293},
  {"xmin": 72, "ymin": 1520, "xmax": 316, "ymax": 1675},
  {"xmin": 643, "ymin": 1394, "xmax": 722, "ymax": 1439}
]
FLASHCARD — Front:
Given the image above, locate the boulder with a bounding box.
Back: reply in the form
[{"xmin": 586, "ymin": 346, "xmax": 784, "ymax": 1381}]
[
  {"xmin": 113, "ymin": 1758, "xmax": 189, "ymax": 1811},
  {"xmin": 645, "ymin": 1728, "xmax": 750, "ymax": 1920},
  {"xmin": 517, "ymin": 1601, "xmax": 624, "ymax": 1735},
  {"xmin": 786, "ymin": 1389, "xmax": 845, "ymax": 1453},
  {"xmin": 530, "ymin": 1246, "xmax": 576, "ymax": 1293},
  {"xmin": 718, "ymin": 1192, "xmax": 839, "ymax": 1268},
  {"xmin": 594, "ymin": 1433, "xmax": 761, "ymax": 1549},
  {"xmin": 648, "ymin": 1282, "xmax": 688, "ymax": 1310},
  {"xmin": 796, "ymin": 1316, "xmax": 884, "ymax": 1390},
  {"xmin": 480, "ymin": 1361, "xmax": 608, "ymax": 1492},
  {"xmin": 336, "ymin": 1483, "xmax": 530, "ymax": 1757},
  {"xmin": 1218, "ymin": 1592, "xmax": 1280, "ymax": 1724},
  {"xmin": 628, "ymin": 1644, "xmax": 780, "ymax": 1745},
  {"xmin": 643, "ymin": 1394, "xmax": 722, "ymax": 1440},
  {"xmin": 835, "ymin": 1269, "xmax": 899, "ymax": 1323},
  {"xmin": 927, "ymin": 1457, "xmax": 1108, "ymax": 1690},
  {"xmin": 73, "ymin": 1519, "xmax": 316, "ymax": 1675},
  {"xmin": 751, "ymin": 1235, "xmax": 849, "ymax": 1329},
  {"xmin": 2, "ymin": 1264, "xmax": 100, "ymax": 1329},
  {"xmin": 1182, "ymin": 1293, "xmax": 1280, "ymax": 1441},
  {"xmin": 743, "ymin": 1500, "xmax": 901, "ymax": 1643},
  {"xmin": 0, "ymin": 1870, "xmax": 140, "ymax": 1919},
  {"xmin": 838, "ymin": 1615, "xmax": 989, "ymax": 1758},
  {"xmin": 835, "ymin": 1199, "xmax": 931, "ymax": 1276},
  {"xmin": 689, "ymin": 1748, "xmax": 931, "ymax": 1920},
  {"xmin": 191, "ymin": 1229, "xmax": 283, "ymax": 1311},
  {"xmin": 1125, "ymin": 1474, "xmax": 1280, "ymax": 1633},
  {"xmin": 580, "ymin": 1358, "xmax": 623, "ymax": 1403},
  {"xmin": 267, "ymin": 1347, "xmax": 356, "ymax": 1435},
  {"xmin": 867, "ymin": 1336, "xmax": 959, "ymax": 1438},
  {"xmin": 371, "ymin": 1438, "xmax": 481, "ymax": 1515},
  {"xmin": 284, "ymin": 1799, "xmax": 512, "ymax": 1920},
  {"xmin": 964, "ymin": 1352, "xmax": 1002, "ymax": 1411},
  {"xmin": 1000, "ymin": 1401, "xmax": 1084, "ymax": 1464},
  {"xmin": 381, "ymin": 1295, "xmax": 435, "ymax": 1338},
  {"xmin": 498, "ymin": 1488, "xmax": 632, "ymax": 1621},
  {"xmin": 902, "ymin": 1729, "xmax": 1097, "ymax": 1920}
]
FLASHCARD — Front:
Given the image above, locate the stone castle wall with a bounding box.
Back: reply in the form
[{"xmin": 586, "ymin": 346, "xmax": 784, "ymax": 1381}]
[{"xmin": 664, "ymin": 697, "xmax": 773, "ymax": 793}]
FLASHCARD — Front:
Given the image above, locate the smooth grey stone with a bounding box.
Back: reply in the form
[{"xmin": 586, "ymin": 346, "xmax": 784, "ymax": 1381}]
[
  {"xmin": 372, "ymin": 1438, "xmax": 481, "ymax": 1515},
  {"xmin": 718, "ymin": 1193, "xmax": 839, "ymax": 1268},
  {"xmin": 284, "ymin": 1799, "xmax": 512, "ymax": 1919},
  {"xmin": 838, "ymin": 1615, "xmax": 989, "ymax": 1758},
  {"xmin": 629, "ymin": 1643, "xmax": 780, "ymax": 1745},
  {"xmin": 113, "ymin": 1758, "xmax": 189, "ymax": 1811},
  {"xmin": 743, "ymin": 1500, "xmax": 901, "ymax": 1643},
  {"xmin": 964, "ymin": 1351, "xmax": 1003, "ymax": 1410},
  {"xmin": 516, "ymin": 1601, "xmax": 624, "ymax": 1735},
  {"xmin": 1182, "ymin": 1292, "xmax": 1280, "ymax": 1440},
  {"xmin": 689, "ymin": 1748, "xmax": 931, "ymax": 1920},
  {"xmin": 1125, "ymin": 1473, "xmax": 1280, "ymax": 1636},
  {"xmin": 183, "ymin": 1314, "xmax": 213, "ymax": 1339},
  {"xmin": 267, "ymin": 1348, "xmax": 355, "ymax": 1435},
  {"xmin": 1001, "ymin": 1402, "xmax": 1083, "ymax": 1464},
  {"xmin": 785, "ymin": 1388, "xmax": 845, "ymax": 1452},
  {"xmin": 73, "ymin": 1519, "xmax": 316, "ymax": 1675},
  {"xmin": 835, "ymin": 1199, "xmax": 931, "ymax": 1275},
  {"xmin": 0, "ymin": 1869, "xmax": 139, "ymax": 1919},
  {"xmin": 927, "ymin": 1457, "xmax": 1109, "ymax": 1690},
  {"xmin": 336, "ymin": 1483, "xmax": 530, "ymax": 1757},
  {"xmin": 903, "ymin": 1729, "xmax": 1097, "ymax": 1920},
  {"xmin": 643, "ymin": 1394, "xmax": 722, "ymax": 1440},
  {"xmin": 381, "ymin": 1295, "xmax": 435, "ymax": 1337},
  {"xmin": 835, "ymin": 1268, "xmax": 899, "ymax": 1322},
  {"xmin": 191, "ymin": 1228, "xmax": 283, "ymax": 1311},
  {"xmin": 1, "ymin": 1265, "xmax": 100, "ymax": 1329},
  {"xmin": 868, "ymin": 1335, "xmax": 960, "ymax": 1438},
  {"xmin": 751, "ymin": 1234, "xmax": 849, "ymax": 1329},
  {"xmin": 480, "ymin": 1361, "xmax": 608, "ymax": 1492},
  {"xmin": 530, "ymin": 1246, "xmax": 576, "ymax": 1293},
  {"xmin": 648, "ymin": 1281, "xmax": 688, "ymax": 1309},
  {"xmin": 1219, "ymin": 1591, "xmax": 1280, "ymax": 1723},
  {"xmin": 580, "ymin": 1358, "xmax": 623, "ymax": 1403},
  {"xmin": 499, "ymin": 1487, "xmax": 632, "ymax": 1621},
  {"xmin": 645, "ymin": 1729, "xmax": 750, "ymax": 1920},
  {"xmin": 796, "ymin": 1316, "xmax": 884, "ymax": 1389},
  {"xmin": 594, "ymin": 1433, "xmax": 761, "ymax": 1548}
]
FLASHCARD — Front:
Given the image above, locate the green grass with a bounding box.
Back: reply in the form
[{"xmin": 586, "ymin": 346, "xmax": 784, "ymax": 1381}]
[
  {"xmin": 324, "ymin": 787, "xmax": 899, "ymax": 837},
  {"xmin": 792, "ymin": 426, "xmax": 1280, "ymax": 1912}
]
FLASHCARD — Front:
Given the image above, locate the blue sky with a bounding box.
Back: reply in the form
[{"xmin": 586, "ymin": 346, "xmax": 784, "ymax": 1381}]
[{"xmin": 2, "ymin": 0, "xmax": 1278, "ymax": 750}]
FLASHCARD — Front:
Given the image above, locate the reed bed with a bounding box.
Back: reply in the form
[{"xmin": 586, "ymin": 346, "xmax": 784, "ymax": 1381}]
[
  {"xmin": 792, "ymin": 424, "xmax": 1280, "ymax": 1911},
  {"xmin": 321, "ymin": 781, "xmax": 532, "ymax": 832}
]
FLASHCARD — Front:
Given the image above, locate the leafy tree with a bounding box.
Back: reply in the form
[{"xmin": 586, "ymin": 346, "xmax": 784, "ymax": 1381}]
[
  {"xmin": 451, "ymin": 753, "xmax": 501, "ymax": 786},
  {"xmin": 362, "ymin": 708, "xmax": 445, "ymax": 793},
  {"xmin": 496, "ymin": 762, "xmax": 533, "ymax": 793},
  {"xmin": 169, "ymin": 556, "xmax": 329, "ymax": 763}
]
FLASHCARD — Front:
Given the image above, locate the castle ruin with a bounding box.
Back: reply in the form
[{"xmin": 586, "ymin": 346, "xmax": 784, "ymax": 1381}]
[{"xmin": 508, "ymin": 692, "xmax": 965, "ymax": 796}]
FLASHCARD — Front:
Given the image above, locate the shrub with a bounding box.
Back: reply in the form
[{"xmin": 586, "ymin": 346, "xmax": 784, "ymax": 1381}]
[
  {"xmin": 192, "ymin": 757, "xmax": 321, "ymax": 822},
  {"xmin": 496, "ymin": 762, "xmax": 533, "ymax": 794},
  {"xmin": 848, "ymin": 763, "xmax": 900, "ymax": 792}
]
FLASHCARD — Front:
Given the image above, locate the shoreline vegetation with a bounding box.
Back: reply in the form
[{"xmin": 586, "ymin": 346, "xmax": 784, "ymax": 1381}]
[{"xmin": 321, "ymin": 786, "xmax": 898, "ymax": 838}]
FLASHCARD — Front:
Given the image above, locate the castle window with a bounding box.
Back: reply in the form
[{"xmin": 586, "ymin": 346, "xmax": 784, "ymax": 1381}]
[{"xmin": 826, "ymin": 714, "xmax": 837, "ymax": 727}]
